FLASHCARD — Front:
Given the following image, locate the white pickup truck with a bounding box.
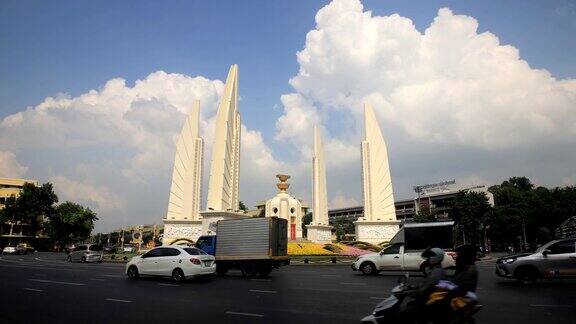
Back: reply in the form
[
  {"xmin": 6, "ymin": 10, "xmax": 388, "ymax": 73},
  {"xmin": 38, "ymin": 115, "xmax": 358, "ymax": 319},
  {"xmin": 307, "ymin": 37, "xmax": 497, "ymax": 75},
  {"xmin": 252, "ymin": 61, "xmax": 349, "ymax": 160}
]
[{"xmin": 351, "ymin": 221, "xmax": 457, "ymax": 275}]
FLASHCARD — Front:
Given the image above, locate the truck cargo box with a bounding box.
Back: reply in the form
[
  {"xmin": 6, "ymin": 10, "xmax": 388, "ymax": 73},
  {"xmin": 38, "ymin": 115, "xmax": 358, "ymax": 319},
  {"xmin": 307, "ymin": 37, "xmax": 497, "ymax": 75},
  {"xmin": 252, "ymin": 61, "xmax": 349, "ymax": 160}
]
[
  {"xmin": 388, "ymin": 221, "xmax": 454, "ymax": 251},
  {"xmin": 215, "ymin": 217, "xmax": 288, "ymax": 260}
]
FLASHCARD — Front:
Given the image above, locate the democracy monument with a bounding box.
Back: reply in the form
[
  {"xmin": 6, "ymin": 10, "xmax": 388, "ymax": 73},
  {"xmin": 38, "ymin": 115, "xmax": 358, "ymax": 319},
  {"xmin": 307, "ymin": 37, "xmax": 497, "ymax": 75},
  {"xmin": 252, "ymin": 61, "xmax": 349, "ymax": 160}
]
[{"xmin": 162, "ymin": 65, "xmax": 398, "ymax": 245}]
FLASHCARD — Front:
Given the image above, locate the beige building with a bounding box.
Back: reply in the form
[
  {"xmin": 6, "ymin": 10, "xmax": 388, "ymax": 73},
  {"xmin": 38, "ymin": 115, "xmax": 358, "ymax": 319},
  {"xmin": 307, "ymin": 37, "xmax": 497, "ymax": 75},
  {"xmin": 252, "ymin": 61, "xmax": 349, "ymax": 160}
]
[
  {"xmin": 0, "ymin": 177, "xmax": 38, "ymax": 208},
  {"xmin": 0, "ymin": 177, "xmax": 40, "ymax": 245}
]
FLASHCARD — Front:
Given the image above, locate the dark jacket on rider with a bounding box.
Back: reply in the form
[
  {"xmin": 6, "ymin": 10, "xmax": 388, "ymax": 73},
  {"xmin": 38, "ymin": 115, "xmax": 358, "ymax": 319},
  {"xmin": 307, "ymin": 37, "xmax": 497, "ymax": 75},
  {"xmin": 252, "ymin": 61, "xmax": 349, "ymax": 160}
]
[{"xmin": 452, "ymin": 264, "xmax": 478, "ymax": 293}]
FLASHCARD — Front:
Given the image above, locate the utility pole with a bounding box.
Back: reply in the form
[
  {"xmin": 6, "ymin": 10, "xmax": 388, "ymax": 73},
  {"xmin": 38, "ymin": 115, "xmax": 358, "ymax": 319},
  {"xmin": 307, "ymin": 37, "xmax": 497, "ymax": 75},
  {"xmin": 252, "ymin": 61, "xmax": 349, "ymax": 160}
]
[{"xmin": 521, "ymin": 217, "xmax": 528, "ymax": 252}]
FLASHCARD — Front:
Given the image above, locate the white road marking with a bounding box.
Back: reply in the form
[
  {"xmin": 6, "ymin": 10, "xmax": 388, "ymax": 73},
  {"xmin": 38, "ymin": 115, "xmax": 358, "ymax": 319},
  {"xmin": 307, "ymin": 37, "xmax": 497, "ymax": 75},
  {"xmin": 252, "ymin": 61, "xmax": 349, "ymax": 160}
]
[
  {"xmin": 100, "ymin": 274, "xmax": 124, "ymax": 278},
  {"xmin": 340, "ymin": 282, "xmax": 366, "ymax": 286},
  {"xmin": 249, "ymin": 289, "xmax": 277, "ymax": 294},
  {"xmin": 530, "ymin": 304, "xmax": 573, "ymax": 308},
  {"xmin": 89, "ymin": 278, "xmax": 106, "ymax": 281},
  {"xmin": 23, "ymin": 288, "xmax": 43, "ymax": 292},
  {"xmin": 370, "ymin": 297, "xmax": 386, "ymax": 300},
  {"xmin": 105, "ymin": 298, "xmax": 132, "ymax": 303},
  {"xmin": 29, "ymin": 279, "xmax": 85, "ymax": 286},
  {"xmin": 250, "ymin": 278, "xmax": 272, "ymax": 282},
  {"xmin": 158, "ymin": 283, "xmax": 179, "ymax": 287},
  {"xmin": 226, "ymin": 311, "xmax": 264, "ymax": 318},
  {"xmin": 320, "ymin": 274, "xmax": 341, "ymax": 277}
]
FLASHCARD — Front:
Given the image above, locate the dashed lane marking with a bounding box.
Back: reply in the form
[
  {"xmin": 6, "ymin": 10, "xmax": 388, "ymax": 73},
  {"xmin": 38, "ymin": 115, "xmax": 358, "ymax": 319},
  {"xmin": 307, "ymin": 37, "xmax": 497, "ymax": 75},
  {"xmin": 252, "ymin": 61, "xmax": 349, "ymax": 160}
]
[
  {"xmin": 100, "ymin": 274, "xmax": 124, "ymax": 278},
  {"xmin": 340, "ymin": 282, "xmax": 366, "ymax": 286},
  {"xmin": 89, "ymin": 278, "xmax": 106, "ymax": 281},
  {"xmin": 28, "ymin": 279, "xmax": 85, "ymax": 286},
  {"xmin": 23, "ymin": 288, "xmax": 43, "ymax": 292},
  {"xmin": 249, "ymin": 289, "xmax": 277, "ymax": 294},
  {"xmin": 250, "ymin": 278, "xmax": 272, "ymax": 282},
  {"xmin": 320, "ymin": 274, "xmax": 341, "ymax": 277},
  {"xmin": 226, "ymin": 311, "xmax": 264, "ymax": 318},
  {"xmin": 105, "ymin": 298, "xmax": 132, "ymax": 303},
  {"xmin": 158, "ymin": 283, "xmax": 179, "ymax": 287}
]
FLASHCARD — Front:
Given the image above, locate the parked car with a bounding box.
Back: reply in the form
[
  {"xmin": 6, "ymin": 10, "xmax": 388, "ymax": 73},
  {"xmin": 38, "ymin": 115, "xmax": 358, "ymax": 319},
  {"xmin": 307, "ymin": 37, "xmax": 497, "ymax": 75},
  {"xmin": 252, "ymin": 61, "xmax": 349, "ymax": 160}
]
[
  {"xmin": 18, "ymin": 243, "xmax": 35, "ymax": 254},
  {"xmin": 2, "ymin": 244, "xmax": 27, "ymax": 255},
  {"xmin": 67, "ymin": 244, "xmax": 103, "ymax": 263},
  {"xmin": 125, "ymin": 246, "xmax": 216, "ymax": 282},
  {"xmin": 496, "ymin": 238, "xmax": 576, "ymax": 284},
  {"xmin": 123, "ymin": 244, "xmax": 135, "ymax": 253}
]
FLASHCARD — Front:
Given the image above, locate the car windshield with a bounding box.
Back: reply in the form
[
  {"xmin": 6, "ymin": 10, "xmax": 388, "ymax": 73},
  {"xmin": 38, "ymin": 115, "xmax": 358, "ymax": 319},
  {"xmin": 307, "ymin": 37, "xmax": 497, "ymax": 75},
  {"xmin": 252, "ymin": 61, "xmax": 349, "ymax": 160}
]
[
  {"xmin": 184, "ymin": 247, "xmax": 207, "ymax": 255},
  {"xmin": 535, "ymin": 241, "xmax": 557, "ymax": 253}
]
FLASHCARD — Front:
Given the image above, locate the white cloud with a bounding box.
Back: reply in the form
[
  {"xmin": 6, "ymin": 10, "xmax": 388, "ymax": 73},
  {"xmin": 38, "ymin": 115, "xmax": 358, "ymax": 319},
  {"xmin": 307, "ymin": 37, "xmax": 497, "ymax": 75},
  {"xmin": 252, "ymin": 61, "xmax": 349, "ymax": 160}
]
[
  {"xmin": 282, "ymin": 0, "xmax": 576, "ymax": 150},
  {"xmin": 0, "ymin": 70, "xmax": 282, "ymax": 230},
  {"xmin": 51, "ymin": 175, "xmax": 122, "ymax": 211},
  {"xmin": 0, "ymin": 151, "xmax": 28, "ymax": 178}
]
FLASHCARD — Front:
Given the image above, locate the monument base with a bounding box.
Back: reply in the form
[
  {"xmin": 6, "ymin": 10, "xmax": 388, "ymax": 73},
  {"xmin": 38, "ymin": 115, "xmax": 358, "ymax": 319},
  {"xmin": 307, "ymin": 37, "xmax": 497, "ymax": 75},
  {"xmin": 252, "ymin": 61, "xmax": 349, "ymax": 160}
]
[
  {"xmin": 162, "ymin": 219, "xmax": 202, "ymax": 246},
  {"xmin": 354, "ymin": 220, "xmax": 401, "ymax": 245},
  {"xmin": 199, "ymin": 210, "xmax": 250, "ymax": 235},
  {"xmin": 306, "ymin": 224, "xmax": 333, "ymax": 243}
]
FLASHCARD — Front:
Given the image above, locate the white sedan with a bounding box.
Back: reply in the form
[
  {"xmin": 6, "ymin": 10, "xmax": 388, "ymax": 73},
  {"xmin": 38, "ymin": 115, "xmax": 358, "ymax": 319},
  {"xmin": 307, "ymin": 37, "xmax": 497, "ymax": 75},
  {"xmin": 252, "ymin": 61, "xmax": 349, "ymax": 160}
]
[{"xmin": 125, "ymin": 246, "xmax": 216, "ymax": 282}]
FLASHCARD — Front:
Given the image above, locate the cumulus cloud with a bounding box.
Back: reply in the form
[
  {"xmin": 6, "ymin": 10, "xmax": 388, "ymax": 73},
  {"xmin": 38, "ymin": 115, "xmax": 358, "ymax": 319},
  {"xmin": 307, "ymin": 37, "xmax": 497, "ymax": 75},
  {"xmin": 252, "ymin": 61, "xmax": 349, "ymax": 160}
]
[
  {"xmin": 0, "ymin": 70, "xmax": 283, "ymax": 230},
  {"xmin": 51, "ymin": 175, "xmax": 122, "ymax": 210},
  {"xmin": 0, "ymin": 151, "xmax": 28, "ymax": 178},
  {"xmin": 282, "ymin": 0, "xmax": 576, "ymax": 150}
]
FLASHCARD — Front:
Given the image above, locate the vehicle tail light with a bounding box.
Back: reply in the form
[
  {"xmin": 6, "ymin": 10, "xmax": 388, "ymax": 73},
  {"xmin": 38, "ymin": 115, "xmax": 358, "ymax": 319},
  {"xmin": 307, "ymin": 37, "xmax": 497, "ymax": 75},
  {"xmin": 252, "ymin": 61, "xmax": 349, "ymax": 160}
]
[
  {"xmin": 190, "ymin": 258, "xmax": 201, "ymax": 265},
  {"xmin": 447, "ymin": 252, "xmax": 457, "ymax": 259}
]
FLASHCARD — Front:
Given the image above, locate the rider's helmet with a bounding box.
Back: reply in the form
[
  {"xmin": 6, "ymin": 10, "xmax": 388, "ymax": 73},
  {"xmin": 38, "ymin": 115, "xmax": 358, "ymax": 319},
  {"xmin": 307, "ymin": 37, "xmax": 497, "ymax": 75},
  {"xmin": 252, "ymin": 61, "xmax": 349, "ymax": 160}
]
[{"xmin": 421, "ymin": 247, "xmax": 445, "ymax": 266}]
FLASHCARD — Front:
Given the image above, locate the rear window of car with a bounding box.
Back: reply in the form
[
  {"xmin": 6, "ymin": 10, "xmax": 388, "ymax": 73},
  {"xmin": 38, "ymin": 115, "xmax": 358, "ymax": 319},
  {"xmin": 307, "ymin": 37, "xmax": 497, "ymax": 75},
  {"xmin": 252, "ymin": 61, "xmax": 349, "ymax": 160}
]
[
  {"xmin": 89, "ymin": 245, "xmax": 103, "ymax": 251},
  {"xmin": 184, "ymin": 247, "xmax": 207, "ymax": 255}
]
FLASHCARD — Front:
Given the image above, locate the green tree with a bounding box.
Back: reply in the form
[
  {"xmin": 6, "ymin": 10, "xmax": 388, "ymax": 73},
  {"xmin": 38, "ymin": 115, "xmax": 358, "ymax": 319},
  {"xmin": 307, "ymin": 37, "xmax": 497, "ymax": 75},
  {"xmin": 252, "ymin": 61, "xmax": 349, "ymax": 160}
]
[
  {"xmin": 16, "ymin": 182, "xmax": 58, "ymax": 234},
  {"xmin": 301, "ymin": 212, "xmax": 312, "ymax": 236},
  {"xmin": 238, "ymin": 201, "xmax": 248, "ymax": 212},
  {"xmin": 333, "ymin": 217, "xmax": 355, "ymax": 241},
  {"xmin": 450, "ymin": 191, "xmax": 492, "ymax": 246},
  {"xmin": 49, "ymin": 202, "xmax": 98, "ymax": 244},
  {"xmin": 413, "ymin": 208, "xmax": 437, "ymax": 223}
]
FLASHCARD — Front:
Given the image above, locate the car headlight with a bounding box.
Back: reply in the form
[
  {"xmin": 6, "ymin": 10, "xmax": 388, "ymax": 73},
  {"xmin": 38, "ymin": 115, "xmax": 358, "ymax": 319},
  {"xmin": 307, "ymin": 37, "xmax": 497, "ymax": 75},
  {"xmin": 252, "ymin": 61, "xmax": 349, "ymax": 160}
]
[{"xmin": 502, "ymin": 258, "xmax": 516, "ymax": 264}]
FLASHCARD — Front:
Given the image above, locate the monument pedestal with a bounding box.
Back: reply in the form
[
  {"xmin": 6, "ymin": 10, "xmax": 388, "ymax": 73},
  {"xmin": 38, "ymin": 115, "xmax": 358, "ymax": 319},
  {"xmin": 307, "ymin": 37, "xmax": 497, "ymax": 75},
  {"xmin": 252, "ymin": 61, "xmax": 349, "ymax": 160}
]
[
  {"xmin": 354, "ymin": 220, "xmax": 400, "ymax": 244},
  {"xmin": 306, "ymin": 224, "xmax": 333, "ymax": 243},
  {"xmin": 200, "ymin": 210, "xmax": 250, "ymax": 235},
  {"xmin": 162, "ymin": 219, "xmax": 202, "ymax": 246}
]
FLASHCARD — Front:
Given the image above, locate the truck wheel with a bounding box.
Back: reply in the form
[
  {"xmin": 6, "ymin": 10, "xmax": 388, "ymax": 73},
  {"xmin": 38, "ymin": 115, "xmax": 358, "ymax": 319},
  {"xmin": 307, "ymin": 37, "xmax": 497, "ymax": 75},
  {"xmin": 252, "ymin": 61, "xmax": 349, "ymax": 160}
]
[
  {"xmin": 258, "ymin": 263, "xmax": 272, "ymax": 278},
  {"xmin": 360, "ymin": 262, "xmax": 377, "ymax": 275},
  {"xmin": 241, "ymin": 262, "xmax": 258, "ymax": 278},
  {"xmin": 216, "ymin": 264, "xmax": 229, "ymax": 276}
]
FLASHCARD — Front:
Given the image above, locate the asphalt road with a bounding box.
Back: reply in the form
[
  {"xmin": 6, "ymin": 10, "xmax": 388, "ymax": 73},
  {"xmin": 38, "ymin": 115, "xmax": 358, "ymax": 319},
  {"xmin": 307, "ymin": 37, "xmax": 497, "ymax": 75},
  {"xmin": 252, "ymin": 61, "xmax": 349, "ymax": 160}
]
[{"xmin": 1, "ymin": 253, "xmax": 575, "ymax": 324}]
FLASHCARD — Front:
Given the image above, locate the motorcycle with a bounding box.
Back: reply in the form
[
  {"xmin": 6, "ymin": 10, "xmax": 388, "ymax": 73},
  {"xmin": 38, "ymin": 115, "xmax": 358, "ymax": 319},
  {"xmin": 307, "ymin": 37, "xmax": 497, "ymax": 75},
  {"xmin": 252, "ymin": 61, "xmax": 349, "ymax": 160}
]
[{"xmin": 361, "ymin": 277, "xmax": 482, "ymax": 324}]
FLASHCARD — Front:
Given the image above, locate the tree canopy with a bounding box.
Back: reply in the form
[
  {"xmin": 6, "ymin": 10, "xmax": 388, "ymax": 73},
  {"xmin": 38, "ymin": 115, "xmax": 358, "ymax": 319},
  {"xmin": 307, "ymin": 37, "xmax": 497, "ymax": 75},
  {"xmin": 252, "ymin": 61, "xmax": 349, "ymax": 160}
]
[{"xmin": 50, "ymin": 202, "xmax": 98, "ymax": 244}]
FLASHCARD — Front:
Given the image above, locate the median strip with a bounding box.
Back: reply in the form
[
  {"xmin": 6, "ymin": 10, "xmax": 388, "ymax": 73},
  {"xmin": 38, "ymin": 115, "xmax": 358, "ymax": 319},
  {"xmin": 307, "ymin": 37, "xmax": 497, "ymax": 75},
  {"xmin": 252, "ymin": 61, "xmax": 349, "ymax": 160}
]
[
  {"xmin": 29, "ymin": 279, "xmax": 85, "ymax": 286},
  {"xmin": 226, "ymin": 311, "xmax": 264, "ymax": 318}
]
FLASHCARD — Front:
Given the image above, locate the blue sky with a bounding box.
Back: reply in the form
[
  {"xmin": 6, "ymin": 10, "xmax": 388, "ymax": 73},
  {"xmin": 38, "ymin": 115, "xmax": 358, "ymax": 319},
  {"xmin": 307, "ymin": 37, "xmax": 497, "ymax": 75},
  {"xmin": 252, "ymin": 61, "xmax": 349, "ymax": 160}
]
[
  {"xmin": 2, "ymin": 0, "xmax": 575, "ymax": 136},
  {"xmin": 1, "ymin": 0, "xmax": 575, "ymax": 231}
]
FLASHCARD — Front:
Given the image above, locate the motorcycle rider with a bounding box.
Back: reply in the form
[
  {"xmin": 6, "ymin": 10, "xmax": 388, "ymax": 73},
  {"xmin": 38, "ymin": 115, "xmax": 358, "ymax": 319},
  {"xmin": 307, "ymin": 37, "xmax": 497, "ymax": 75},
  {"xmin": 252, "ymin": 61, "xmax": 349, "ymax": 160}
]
[
  {"xmin": 399, "ymin": 247, "xmax": 447, "ymax": 323},
  {"xmin": 452, "ymin": 244, "xmax": 478, "ymax": 293}
]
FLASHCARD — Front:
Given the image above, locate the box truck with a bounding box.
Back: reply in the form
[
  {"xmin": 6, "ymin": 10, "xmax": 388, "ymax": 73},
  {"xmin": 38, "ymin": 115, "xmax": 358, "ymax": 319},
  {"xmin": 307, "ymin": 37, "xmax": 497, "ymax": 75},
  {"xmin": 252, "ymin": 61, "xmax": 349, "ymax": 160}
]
[{"xmin": 195, "ymin": 217, "xmax": 289, "ymax": 278}]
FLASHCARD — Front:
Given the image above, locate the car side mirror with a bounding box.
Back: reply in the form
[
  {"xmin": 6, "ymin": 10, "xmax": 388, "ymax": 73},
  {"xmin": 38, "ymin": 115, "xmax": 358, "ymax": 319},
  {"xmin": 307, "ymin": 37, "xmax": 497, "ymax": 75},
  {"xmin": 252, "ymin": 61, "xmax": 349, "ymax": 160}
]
[{"xmin": 542, "ymin": 249, "xmax": 551, "ymax": 256}]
